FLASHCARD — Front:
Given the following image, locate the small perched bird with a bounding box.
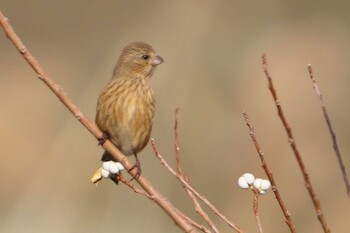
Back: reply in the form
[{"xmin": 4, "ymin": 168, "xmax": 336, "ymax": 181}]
[{"xmin": 93, "ymin": 41, "xmax": 164, "ymax": 181}]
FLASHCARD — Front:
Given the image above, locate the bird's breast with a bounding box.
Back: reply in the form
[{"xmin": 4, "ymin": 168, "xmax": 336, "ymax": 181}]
[{"xmin": 96, "ymin": 80, "xmax": 155, "ymax": 155}]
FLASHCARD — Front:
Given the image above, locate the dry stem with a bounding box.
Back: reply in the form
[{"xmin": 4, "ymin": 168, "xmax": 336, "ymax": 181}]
[
  {"xmin": 174, "ymin": 108, "xmax": 183, "ymax": 176},
  {"xmin": 114, "ymin": 174, "xmax": 209, "ymax": 232},
  {"xmin": 252, "ymin": 189, "xmax": 264, "ymax": 233},
  {"xmin": 114, "ymin": 174, "xmax": 151, "ymax": 198},
  {"xmin": 0, "ymin": 10, "xmax": 198, "ymax": 233},
  {"xmin": 151, "ymin": 139, "xmax": 244, "ymax": 233},
  {"xmin": 175, "ymin": 209, "xmax": 212, "ymax": 233},
  {"xmin": 173, "ymin": 109, "xmax": 219, "ymax": 233},
  {"xmin": 184, "ymin": 175, "xmax": 219, "ymax": 233},
  {"xmin": 243, "ymin": 112, "xmax": 297, "ymax": 233},
  {"xmin": 307, "ymin": 65, "xmax": 350, "ymax": 198},
  {"xmin": 262, "ymin": 54, "xmax": 330, "ymax": 233}
]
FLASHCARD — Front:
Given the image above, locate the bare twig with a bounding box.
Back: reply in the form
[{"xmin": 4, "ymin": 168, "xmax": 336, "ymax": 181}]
[
  {"xmin": 173, "ymin": 109, "xmax": 219, "ymax": 232},
  {"xmin": 307, "ymin": 65, "xmax": 350, "ymax": 198},
  {"xmin": 0, "ymin": 10, "xmax": 198, "ymax": 233},
  {"xmin": 262, "ymin": 54, "xmax": 331, "ymax": 233},
  {"xmin": 174, "ymin": 108, "xmax": 183, "ymax": 176},
  {"xmin": 114, "ymin": 175, "xmax": 209, "ymax": 233},
  {"xmin": 175, "ymin": 208, "xmax": 212, "ymax": 233},
  {"xmin": 151, "ymin": 138, "xmax": 244, "ymax": 233},
  {"xmin": 184, "ymin": 175, "xmax": 219, "ymax": 233},
  {"xmin": 243, "ymin": 112, "xmax": 297, "ymax": 233},
  {"xmin": 252, "ymin": 189, "xmax": 264, "ymax": 233},
  {"xmin": 114, "ymin": 175, "xmax": 152, "ymax": 198}
]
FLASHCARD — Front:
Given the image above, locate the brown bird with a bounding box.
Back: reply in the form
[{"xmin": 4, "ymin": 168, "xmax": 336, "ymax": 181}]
[{"xmin": 94, "ymin": 41, "xmax": 164, "ymax": 181}]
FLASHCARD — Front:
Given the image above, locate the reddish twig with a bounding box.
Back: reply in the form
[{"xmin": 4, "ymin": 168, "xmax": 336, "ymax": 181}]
[
  {"xmin": 175, "ymin": 208, "xmax": 212, "ymax": 233},
  {"xmin": 184, "ymin": 175, "xmax": 219, "ymax": 233},
  {"xmin": 243, "ymin": 112, "xmax": 297, "ymax": 233},
  {"xmin": 252, "ymin": 189, "xmax": 264, "ymax": 233},
  {"xmin": 0, "ymin": 10, "xmax": 198, "ymax": 233},
  {"xmin": 114, "ymin": 175, "xmax": 152, "ymax": 198},
  {"xmin": 307, "ymin": 64, "xmax": 350, "ymax": 198},
  {"xmin": 174, "ymin": 108, "xmax": 183, "ymax": 176},
  {"xmin": 262, "ymin": 54, "xmax": 331, "ymax": 233},
  {"xmin": 173, "ymin": 109, "xmax": 219, "ymax": 232},
  {"xmin": 151, "ymin": 138, "xmax": 244, "ymax": 233},
  {"xmin": 114, "ymin": 174, "xmax": 209, "ymax": 232}
]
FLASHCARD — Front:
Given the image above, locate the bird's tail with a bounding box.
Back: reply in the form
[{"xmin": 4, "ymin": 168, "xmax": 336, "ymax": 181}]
[{"xmin": 90, "ymin": 167, "xmax": 103, "ymax": 185}]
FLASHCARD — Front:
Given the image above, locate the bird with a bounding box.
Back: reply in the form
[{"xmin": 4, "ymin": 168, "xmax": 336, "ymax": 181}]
[{"xmin": 92, "ymin": 41, "xmax": 164, "ymax": 183}]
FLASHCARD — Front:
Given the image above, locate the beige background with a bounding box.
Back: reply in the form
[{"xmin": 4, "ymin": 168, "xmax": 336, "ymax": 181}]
[{"xmin": 1, "ymin": 1, "xmax": 350, "ymax": 232}]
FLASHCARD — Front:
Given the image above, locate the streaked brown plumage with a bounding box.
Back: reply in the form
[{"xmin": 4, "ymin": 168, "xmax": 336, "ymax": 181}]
[{"xmin": 95, "ymin": 41, "xmax": 164, "ymax": 178}]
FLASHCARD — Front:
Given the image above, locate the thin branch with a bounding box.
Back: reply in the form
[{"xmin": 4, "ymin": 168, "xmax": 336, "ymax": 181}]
[
  {"xmin": 151, "ymin": 138, "xmax": 244, "ymax": 233},
  {"xmin": 184, "ymin": 175, "xmax": 220, "ymax": 233},
  {"xmin": 243, "ymin": 112, "xmax": 297, "ymax": 233},
  {"xmin": 307, "ymin": 64, "xmax": 350, "ymax": 198},
  {"xmin": 0, "ymin": 10, "xmax": 198, "ymax": 233},
  {"xmin": 262, "ymin": 54, "xmax": 331, "ymax": 233},
  {"xmin": 175, "ymin": 208, "xmax": 212, "ymax": 233},
  {"xmin": 113, "ymin": 174, "xmax": 209, "ymax": 233},
  {"xmin": 252, "ymin": 189, "xmax": 264, "ymax": 233},
  {"xmin": 173, "ymin": 109, "xmax": 219, "ymax": 232},
  {"xmin": 114, "ymin": 175, "xmax": 152, "ymax": 199},
  {"xmin": 174, "ymin": 107, "xmax": 183, "ymax": 176}
]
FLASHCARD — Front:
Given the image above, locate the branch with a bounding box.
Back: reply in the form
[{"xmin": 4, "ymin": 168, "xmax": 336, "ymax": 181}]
[
  {"xmin": 184, "ymin": 175, "xmax": 219, "ymax": 233},
  {"xmin": 173, "ymin": 109, "xmax": 219, "ymax": 233},
  {"xmin": 174, "ymin": 107, "xmax": 183, "ymax": 176},
  {"xmin": 262, "ymin": 54, "xmax": 331, "ymax": 233},
  {"xmin": 243, "ymin": 111, "xmax": 297, "ymax": 233},
  {"xmin": 113, "ymin": 174, "xmax": 209, "ymax": 233},
  {"xmin": 151, "ymin": 139, "xmax": 244, "ymax": 233},
  {"xmin": 0, "ymin": 10, "xmax": 198, "ymax": 233},
  {"xmin": 252, "ymin": 189, "xmax": 264, "ymax": 233},
  {"xmin": 175, "ymin": 208, "xmax": 212, "ymax": 233},
  {"xmin": 307, "ymin": 64, "xmax": 350, "ymax": 198},
  {"xmin": 114, "ymin": 174, "xmax": 151, "ymax": 198}
]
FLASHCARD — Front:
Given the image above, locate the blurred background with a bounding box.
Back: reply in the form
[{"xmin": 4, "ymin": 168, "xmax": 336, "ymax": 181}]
[{"xmin": 1, "ymin": 1, "xmax": 350, "ymax": 232}]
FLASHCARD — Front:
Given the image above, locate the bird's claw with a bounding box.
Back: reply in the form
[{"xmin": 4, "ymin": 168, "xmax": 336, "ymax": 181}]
[
  {"xmin": 98, "ymin": 133, "xmax": 109, "ymax": 146},
  {"xmin": 129, "ymin": 160, "xmax": 142, "ymax": 181}
]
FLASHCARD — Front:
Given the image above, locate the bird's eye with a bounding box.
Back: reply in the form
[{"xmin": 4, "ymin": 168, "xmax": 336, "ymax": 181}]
[{"xmin": 142, "ymin": 55, "xmax": 149, "ymax": 60}]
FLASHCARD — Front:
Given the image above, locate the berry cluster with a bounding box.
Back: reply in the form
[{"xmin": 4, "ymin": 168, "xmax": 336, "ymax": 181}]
[
  {"xmin": 238, "ymin": 173, "xmax": 271, "ymax": 194},
  {"xmin": 100, "ymin": 161, "xmax": 125, "ymax": 178}
]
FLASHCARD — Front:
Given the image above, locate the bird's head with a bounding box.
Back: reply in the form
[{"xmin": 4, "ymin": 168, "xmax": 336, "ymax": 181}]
[{"xmin": 115, "ymin": 41, "xmax": 164, "ymax": 79}]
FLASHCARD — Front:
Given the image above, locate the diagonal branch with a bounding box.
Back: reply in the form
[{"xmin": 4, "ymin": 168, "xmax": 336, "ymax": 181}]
[
  {"xmin": 151, "ymin": 138, "xmax": 244, "ymax": 233},
  {"xmin": 113, "ymin": 175, "xmax": 210, "ymax": 233},
  {"xmin": 262, "ymin": 54, "xmax": 331, "ymax": 233},
  {"xmin": 243, "ymin": 111, "xmax": 297, "ymax": 233},
  {"xmin": 114, "ymin": 174, "xmax": 152, "ymax": 198},
  {"xmin": 0, "ymin": 10, "xmax": 198, "ymax": 233},
  {"xmin": 307, "ymin": 64, "xmax": 350, "ymax": 198},
  {"xmin": 184, "ymin": 175, "xmax": 219, "ymax": 233},
  {"xmin": 173, "ymin": 109, "xmax": 219, "ymax": 233},
  {"xmin": 175, "ymin": 208, "xmax": 212, "ymax": 233}
]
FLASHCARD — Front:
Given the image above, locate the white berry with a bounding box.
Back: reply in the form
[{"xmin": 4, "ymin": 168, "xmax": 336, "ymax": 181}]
[
  {"xmin": 260, "ymin": 179, "xmax": 271, "ymax": 191},
  {"xmin": 101, "ymin": 168, "xmax": 110, "ymax": 178},
  {"xmin": 115, "ymin": 162, "xmax": 125, "ymax": 171},
  {"xmin": 109, "ymin": 162, "xmax": 120, "ymax": 174},
  {"xmin": 243, "ymin": 173, "xmax": 255, "ymax": 185},
  {"xmin": 102, "ymin": 161, "xmax": 112, "ymax": 171},
  {"xmin": 238, "ymin": 176, "xmax": 249, "ymax": 189},
  {"xmin": 253, "ymin": 178, "xmax": 263, "ymax": 189},
  {"xmin": 259, "ymin": 190, "xmax": 266, "ymax": 195}
]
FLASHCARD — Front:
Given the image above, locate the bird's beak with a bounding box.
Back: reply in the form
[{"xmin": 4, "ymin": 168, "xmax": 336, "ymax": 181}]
[{"xmin": 152, "ymin": 55, "xmax": 164, "ymax": 66}]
